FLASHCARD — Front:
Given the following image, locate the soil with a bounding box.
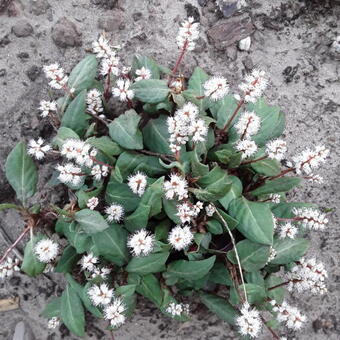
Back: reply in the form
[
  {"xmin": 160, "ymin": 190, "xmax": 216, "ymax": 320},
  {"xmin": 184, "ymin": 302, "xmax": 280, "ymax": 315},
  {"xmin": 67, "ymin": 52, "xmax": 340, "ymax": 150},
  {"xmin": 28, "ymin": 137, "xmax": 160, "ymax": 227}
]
[{"xmin": 0, "ymin": 0, "xmax": 339, "ymax": 339}]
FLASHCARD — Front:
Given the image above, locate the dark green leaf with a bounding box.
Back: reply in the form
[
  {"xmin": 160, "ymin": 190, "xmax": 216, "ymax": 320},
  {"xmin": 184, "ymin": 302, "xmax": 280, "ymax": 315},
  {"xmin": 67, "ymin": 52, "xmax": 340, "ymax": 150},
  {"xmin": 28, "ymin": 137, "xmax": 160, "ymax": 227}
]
[
  {"xmin": 230, "ymin": 283, "xmax": 267, "ymax": 305},
  {"xmin": 206, "ymin": 219, "xmax": 223, "ymax": 235},
  {"xmin": 218, "ymin": 175, "xmax": 243, "ymax": 210},
  {"xmin": 162, "ymin": 198, "xmax": 181, "ymax": 224},
  {"xmin": 209, "ymin": 262, "xmax": 233, "ymax": 286},
  {"xmin": 251, "ymin": 177, "xmax": 301, "ymax": 196},
  {"xmin": 126, "ymin": 252, "xmax": 169, "ymax": 275},
  {"xmin": 265, "ymin": 275, "xmax": 285, "ymax": 304},
  {"xmin": 250, "ymin": 157, "xmax": 281, "ymax": 176},
  {"xmin": 115, "ymin": 284, "xmax": 137, "ymax": 317},
  {"xmin": 52, "ymin": 127, "xmax": 79, "ymax": 148},
  {"xmin": 270, "ymin": 238, "xmax": 309, "ymax": 265},
  {"xmin": 124, "ymin": 204, "xmax": 151, "ymax": 232},
  {"xmin": 75, "ymin": 209, "xmax": 109, "ymax": 234},
  {"xmin": 131, "ymin": 79, "xmax": 169, "ymax": 103},
  {"xmin": 86, "ymin": 136, "xmax": 122, "ymax": 157},
  {"xmin": 136, "ymin": 274, "xmax": 163, "ymax": 307},
  {"xmin": 140, "ymin": 177, "xmax": 164, "ymax": 217},
  {"xmin": 209, "ymin": 95, "xmax": 239, "ymax": 129},
  {"xmin": 55, "ymin": 246, "xmax": 80, "ymax": 273}
]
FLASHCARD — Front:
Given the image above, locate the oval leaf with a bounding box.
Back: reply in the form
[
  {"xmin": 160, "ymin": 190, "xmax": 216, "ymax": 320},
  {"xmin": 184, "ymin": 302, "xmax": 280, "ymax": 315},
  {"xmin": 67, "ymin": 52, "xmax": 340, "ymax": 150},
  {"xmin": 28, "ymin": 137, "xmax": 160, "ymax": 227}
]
[
  {"xmin": 126, "ymin": 252, "xmax": 170, "ymax": 275},
  {"xmin": 75, "ymin": 209, "xmax": 109, "ymax": 234},
  {"xmin": 131, "ymin": 79, "xmax": 169, "ymax": 103}
]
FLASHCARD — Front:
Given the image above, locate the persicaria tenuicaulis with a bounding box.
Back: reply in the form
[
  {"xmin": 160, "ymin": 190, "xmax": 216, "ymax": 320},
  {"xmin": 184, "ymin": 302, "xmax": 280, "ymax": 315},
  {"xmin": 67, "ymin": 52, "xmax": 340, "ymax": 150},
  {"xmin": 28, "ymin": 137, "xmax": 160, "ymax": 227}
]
[{"xmin": 0, "ymin": 17, "xmax": 332, "ymax": 339}]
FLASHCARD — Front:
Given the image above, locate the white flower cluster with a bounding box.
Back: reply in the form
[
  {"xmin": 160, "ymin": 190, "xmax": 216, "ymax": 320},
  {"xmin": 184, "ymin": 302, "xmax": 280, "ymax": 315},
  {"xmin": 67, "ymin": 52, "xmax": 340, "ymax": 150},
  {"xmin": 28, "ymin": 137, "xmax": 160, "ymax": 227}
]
[
  {"xmin": 80, "ymin": 253, "xmax": 111, "ymax": 279},
  {"xmin": 292, "ymin": 145, "xmax": 329, "ymax": 175},
  {"xmin": 39, "ymin": 100, "xmax": 57, "ymax": 118},
  {"xmin": 105, "ymin": 203, "xmax": 124, "ymax": 222},
  {"xmin": 269, "ymin": 193, "xmax": 281, "ymax": 204},
  {"xmin": 88, "ymin": 283, "xmax": 114, "ymax": 306},
  {"xmin": 91, "ymin": 164, "xmax": 109, "ymax": 181},
  {"xmin": 87, "ymin": 197, "xmax": 99, "ymax": 210},
  {"xmin": 163, "ymin": 174, "xmax": 188, "ymax": 200},
  {"xmin": 306, "ymin": 173, "xmax": 324, "ymax": 184},
  {"xmin": 104, "ymin": 298, "xmax": 126, "ymax": 328},
  {"xmin": 86, "ymin": 89, "xmax": 103, "ymax": 115},
  {"xmin": 176, "ymin": 17, "xmax": 200, "ymax": 51},
  {"xmin": 28, "ymin": 138, "xmax": 51, "ymax": 160},
  {"xmin": 127, "ymin": 229, "xmax": 155, "ymax": 256},
  {"xmin": 235, "ymin": 140, "xmax": 258, "ymax": 159},
  {"xmin": 287, "ymin": 258, "xmax": 327, "ymax": 295},
  {"xmin": 43, "ymin": 63, "xmax": 68, "ymax": 90},
  {"xmin": 238, "ymin": 69, "xmax": 268, "ymax": 103},
  {"xmin": 203, "ymin": 76, "xmax": 229, "ymax": 101},
  {"xmin": 128, "ymin": 172, "xmax": 148, "ymax": 197},
  {"xmin": 135, "ymin": 67, "xmax": 152, "ymax": 81},
  {"xmin": 267, "ymin": 246, "xmax": 277, "ymax": 263},
  {"xmin": 235, "ymin": 303, "xmax": 262, "ymax": 338},
  {"xmin": 112, "ymin": 78, "xmax": 134, "ymax": 102},
  {"xmin": 292, "ymin": 207, "xmax": 328, "ymax": 231},
  {"xmin": 0, "ymin": 257, "xmax": 20, "ymax": 279},
  {"xmin": 235, "ymin": 111, "xmax": 261, "ymax": 139},
  {"xmin": 270, "ymin": 300, "xmax": 307, "ymax": 330},
  {"xmin": 205, "ymin": 204, "xmax": 216, "ymax": 217},
  {"xmin": 166, "ymin": 302, "xmax": 190, "ymax": 317},
  {"xmin": 265, "ymin": 139, "xmax": 287, "ymax": 161},
  {"xmin": 47, "ymin": 317, "xmax": 60, "ymax": 329},
  {"xmin": 56, "ymin": 163, "xmax": 83, "ymax": 186},
  {"xmin": 168, "ymin": 225, "xmax": 194, "ymax": 251},
  {"xmin": 167, "ymin": 102, "xmax": 208, "ymax": 153},
  {"xmin": 278, "ymin": 222, "xmax": 298, "ymax": 239},
  {"xmin": 176, "ymin": 201, "xmax": 203, "ymax": 224},
  {"xmin": 34, "ymin": 239, "xmax": 59, "ymax": 263}
]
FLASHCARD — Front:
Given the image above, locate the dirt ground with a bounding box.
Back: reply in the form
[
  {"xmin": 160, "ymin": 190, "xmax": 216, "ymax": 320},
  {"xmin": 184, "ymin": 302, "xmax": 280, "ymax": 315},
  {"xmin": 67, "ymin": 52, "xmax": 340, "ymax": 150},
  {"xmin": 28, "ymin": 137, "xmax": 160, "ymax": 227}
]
[{"xmin": 0, "ymin": 0, "xmax": 339, "ymax": 339}]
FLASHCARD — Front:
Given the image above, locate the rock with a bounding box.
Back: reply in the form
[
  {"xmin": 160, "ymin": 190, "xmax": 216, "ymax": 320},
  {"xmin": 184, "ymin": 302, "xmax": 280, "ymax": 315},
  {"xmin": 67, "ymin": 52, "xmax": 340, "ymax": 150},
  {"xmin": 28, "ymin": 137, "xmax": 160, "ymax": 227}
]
[
  {"xmin": 26, "ymin": 65, "xmax": 41, "ymax": 81},
  {"xmin": 242, "ymin": 56, "xmax": 253, "ymax": 70},
  {"xmin": 198, "ymin": 0, "xmax": 207, "ymax": 6},
  {"xmin": 331, "ymin": 36, "xmax": 340, "ymax": 53},
  {"xmin": 29, "ymin": 0, "xmax": 50, "ymax": 15},
  {"xmin": 185, "ymin": 3, "xmax": 200, "ymax": 22},
  {"xmin": 238, "ymin": 36, "xmax": 251, "ymax": 51},
  {"xmin": 282, "ymin": 65, "xmax": 299, "ymax": 83},
  {"xmin": 97, "ymin": 11, "xmax": 125, "ymax": 31},
  {"xmin": 11, "ymin": 21, "xmax": 33, "ymax": 38},
  {"xmin": 13, "ymin": 321, "xmax": 35, "ymax": 340},
  {"xmin": 51, "ymin": 17, "xmax": 82, "ymax": 48},
  {"xmin": 216, "ymin": 0, "xmax": 238, "ymax": 18},
  {"xmin": 207, "ymin": 15, "xmax": 255, "ymax": 50},
  {"xmin": 91, "ymin": 0, "xmax": 117, "ymax": 9},
  {"xmin": 132, "ymin": 11, "xmax": 142, "ymax": 21},
  {"xmin": 17, "ymin": 52, "xmax": 30, "ymax": 62},
  {"xmin": 0, "ymin": 68, "xmax": 6, "ymax": 77}
]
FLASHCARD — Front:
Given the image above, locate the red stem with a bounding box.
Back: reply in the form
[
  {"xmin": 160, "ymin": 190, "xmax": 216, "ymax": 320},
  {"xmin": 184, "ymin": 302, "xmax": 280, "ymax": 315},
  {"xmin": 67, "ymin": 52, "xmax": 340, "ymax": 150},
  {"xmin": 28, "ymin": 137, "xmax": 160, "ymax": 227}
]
[
  {"xmin": 222, "ymin": 100, "xmax": 245, "ymax": 132},
  {"xmin": 168, "ymin": 40, "xmax": 189, "ymax": 86},
  {"xmin": 241, "ymin": 155, "xmax": 268, "ymax": 165}
]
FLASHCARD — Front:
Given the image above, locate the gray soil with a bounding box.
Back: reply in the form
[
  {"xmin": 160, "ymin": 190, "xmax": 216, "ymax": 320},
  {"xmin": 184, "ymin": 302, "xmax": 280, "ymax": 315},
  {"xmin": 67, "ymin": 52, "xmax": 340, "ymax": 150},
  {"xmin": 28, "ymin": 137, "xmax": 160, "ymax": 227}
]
[{"xmin": 0, "ymin": 0, "xmax": 339, "ymax": 339}]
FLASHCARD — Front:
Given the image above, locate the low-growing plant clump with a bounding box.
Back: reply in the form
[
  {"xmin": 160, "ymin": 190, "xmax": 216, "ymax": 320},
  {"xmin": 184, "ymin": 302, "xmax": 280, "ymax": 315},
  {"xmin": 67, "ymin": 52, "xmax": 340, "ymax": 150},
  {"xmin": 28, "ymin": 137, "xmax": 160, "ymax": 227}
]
[{"xmin": 0, "ymin": 17, "xmax": 331, "ymax": 339}]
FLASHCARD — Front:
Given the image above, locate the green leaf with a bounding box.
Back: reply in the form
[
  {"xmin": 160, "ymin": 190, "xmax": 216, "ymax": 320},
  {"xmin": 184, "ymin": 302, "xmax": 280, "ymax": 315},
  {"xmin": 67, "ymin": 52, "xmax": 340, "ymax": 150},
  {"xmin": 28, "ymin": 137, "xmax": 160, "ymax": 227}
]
[
  {"xmin": 229, "ymin": 197, "xmax": 274, "ymax": 245},
  {"xmin": 5, "ymin": 142, "xmax": 38, "ymax": 205},
  {"xmin": 91, "ymin": 224, "xmax": 129, "ymax": 265},
  {"xmin": 227, "ymin": 239, "xmax": 270, "ymax": 272},
  {"xmin": 41, "ymin": 297, "xmax": 61, "ymax": 318},
  {"xmin": 218, "ymin": 175, "xmax": 243, "ymax": 210},
  {"xmin": 60, "ymin": 284, "xmax": 85, "ymax": 337},
  {"xmin": 155, "ymin": 220, "xmax": 171, "ymax": 241},
  {"xmin": 126, "ymin": 252, "xmax": 170, "ymax": 275},
  {"xmin": 251, "ymin": 177, "xmax": 301, "ymax": 196},
  {"xmin": 206, "ymin": 219, "xmax": 223, "ymax": 235},
  {"xmin": 124, "ymin": 204, "xmax": 151, "ymax": 232},
  {"xmin": 61, "ymin": 90, "xmax": 89, "ymax": 136},
  {"xmin": 115, "ymin": 284, "xmax": 137, "ymax": 317},
  {"xmin": 270, "ymin": 238, "xmax": 309, "ymax": 265},
  {"xmin": 250, "ymin": 157, "xmax": 281, "ymax": 176},
  {"xmin": 142, "ymin": 115, "xmax": 171, "ymax": 154},
  {"xmin": 55, "ymin": 246, "xmax": 80, "ymax": 273},
  {"xmin": 230, "ymin": 283, "xmax": 267, "ymax": 305},
  {"xmin": 271, "ymin": 202, "xmax": 317, "ymax": 218},
  {"xmin": 86, "ymin": 136, "xmax": 122, "ymax": 157},
  {"xmin": 265, "ymin": 275, "xmax": 285, "ymax": 303},
  {"xmin": 68, "ymin": 55, "xmax": 98, "ymax": 93},
  {"xmin": 109, "ymin": 109, "xmax": 143, "ymax": 150},
  {"xmin": 132, "ymin": 55, "xmax": 160, "ymax": 79},
  {"xmin": 52, "ymin": 127, "xmax": 79, "ymax": 148},
  {"xmin": 0, "ymin": 203, "xmax": 21, "ymax": 211},
  {"xmin": 75, "ymin": 209, "xmax": 109, "ymax": 234},
  {"xmin": 162, "ymin": 198, "xmax": 181, "ymax": 224},
  {"xmin": 106, "ymin": 177, "xmax": 141, "ymax": 212},
  {"xmin": 140, "ymin": 177, "xmax": 164, "ymax": 217},
  {"xmin": 209, "ymin": 262, "xmax": 233, "ymax": 286},
  {"xmin": 199, "ymin": 292, "xmax": 238, "ymax": 325},
  {"xmin": 165, "ymin": 256, "xmax": 216, "ymax": 281},
  {"xmin": 136, "ymin": 273, "xmax": 163, "ymax": 307},
  {"xmin": 131, "ymin": 79, "xmax": 169, "ymax": 103},
  {"xmin": 215, "ymin": 209, "xmax": 238, "ymax": 230},
  {"xmin": 21, "ymin": 234, "xmax": 46, "ymax": 277},
  {"xmin": 210, "ymin": 95, "xmax": 239, "ymax": 129}
]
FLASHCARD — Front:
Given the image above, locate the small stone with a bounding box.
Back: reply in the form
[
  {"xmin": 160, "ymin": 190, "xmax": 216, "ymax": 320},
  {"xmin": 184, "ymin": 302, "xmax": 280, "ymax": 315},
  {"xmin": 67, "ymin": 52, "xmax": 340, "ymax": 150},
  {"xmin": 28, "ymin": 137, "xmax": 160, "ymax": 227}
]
[
  {"xmin": 26, "ymin": 65, "xmax": 41, "ymax": 81},
  {"xmin": 12, "ymin": 20, "xmax": 34, "ymax": 37},
  {"xmin": 91, "ymin": 0, "xmax": 117, "ymax": 9},
  {"xmin": 198, "ymin": 0, "xmax": 207, "ymax": 6},
  {"xmin": 17, "ymin": 52, "xmax": 30, "ymax": 61},
  {"xmin": 331, "ymin": 36, "xmax": 340, "ymax": 53},
  {"xmin": 52, "ymin": 17, "xmax": 82, "ymax": 48},
  {"xmin": 97, "ymin": 11, "xmax": 124, "ymax": 31},
  {"xmin": 185, "ymin": 3, "xmax": 200, "ymax": 22},
  {"xmin": 30, "ymin": 0, "xmax": 50, "ymax": 16},
  {"xmin": 132, "ymin": 11, "xmax": 142, "ymax": 21},
  {"xmin": 207, "ymin": 15, "xmax": 255, "ymax": 50},
  {"xmin": 238, "ymin": 36, "xmax": 251, "ymax": 51},
  {"xmin": 0, "ymin": 68, "xmax": 6, "ymax": 77},
  {"xmin": 216, "ymin": 0, "xmax": 238, "ymax": 18}
]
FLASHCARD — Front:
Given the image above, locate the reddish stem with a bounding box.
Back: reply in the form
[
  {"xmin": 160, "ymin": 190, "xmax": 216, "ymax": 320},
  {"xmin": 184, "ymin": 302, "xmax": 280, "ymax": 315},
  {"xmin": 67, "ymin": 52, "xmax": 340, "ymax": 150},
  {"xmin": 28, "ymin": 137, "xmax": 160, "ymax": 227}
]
[
  {"xmin": 241, "ymin": 155, "xmax": 268, "ymax": 165},
  {"xmin": 260, "ymin": 316, "xmax": 280, "ymax": 340},
  {"xmin": 222, "ymin": 100, "xmax": 245, "ymax": 132},
  {"xmin": 168, "ymin": 40, "xmax": 189, "ymax": 86}
]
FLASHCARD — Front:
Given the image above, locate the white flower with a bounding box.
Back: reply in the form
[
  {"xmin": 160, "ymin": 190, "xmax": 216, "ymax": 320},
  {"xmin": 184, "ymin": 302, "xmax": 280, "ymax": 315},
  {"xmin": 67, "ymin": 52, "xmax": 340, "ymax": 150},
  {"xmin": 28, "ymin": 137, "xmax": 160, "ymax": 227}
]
[
  {"xmin": 176, "ymin": 102, "xmax": 199, "ymax": 123},
  {"xmin": 176, "ymin": 16, "xmax": 200, "ymax": 51},
  {"xmin": 61, "ymin": 139, "xmax": 95, "ymax": 167},
  {"xmin": 239, "ymin": 69, "xmax": 268, "ymax": 103},
  {"xmin": 163, "ymin": 174, "xmax": 188, "ymax": 200},
  {"xmin": 272, "ymin": 300, "xmax": 307, "ymax": 330},
  {"xmin": 176, "ymin": 202, "xmax": 202, "ymax": 224},
  {"xmin": 265, "ymin": 139, "xmax": 287, "ymax": 161},
  {"xmin": 269, "ymin": 193, "xmax": 281, "ymax": 204},
  {"xmin": 205, "ymin": 204, "xmax": 216, "ymax": 217},
  {"xmin": 135, "ymin": 67, "xmax": 152, "ymax": 81},
  {"xmin": 87, "ymin": 89, "xmax": 103, "ymax": 115},
  {"xmin": 90, "ymin": 266, "xmax": 112, "ymax": 279},
  {"xmin": 292, "ymin": 207, "xmax": 328, "ymax": 231},
  {"xmin": 100, "ymin": 54, "xmax": 120, "ymax": 76},
  {"xmin": 47, "ymin": 317, "xmax": 60, "ymax": 329},
  {"xmin": 92, "ymin": 34, "xmax": 119, "ymax": 59},
  {"xmin": 104, "ymin": 298, "xmax": 126, "ymax": 328},
  {"xmin": 120, "ymin": 66, "xmax": 131, "ymax": 76},
  {"xmin": 203, "ymin": 76, "xmax": 229, "ymax": 101},
  {"xmin": 306, "ymin": 173, "xmax": 324, "ymax": 184},
  {"xmin": 0, "ymin": 257, "xmax": 20, "ymax": 280},
  {"xmin": 34, "ymin": 239, "xmax": 59, "ymax": 263},
  {"xmin": 88, "ymin": 283, "xmax": 114, "ymax": 306},
  {"xmin": 235, "ymin": 140, "xmax": 258, "ymax": 159},
  {"xmin": 87, "ymin": 197, "xmax": 99, "ymax": 210},
  {"xmin": 168, "ymin": 225, "xmax": 194, "ymax": 251},
  {"xmin": 112, "ymin": 78, "xmax": 134, "ymax": 102},
  {"xmin": 188, "ymin": 119, "xmax": 208, "ymax": 143},
  {"xmin": 166, "ymin": 302, "xmax": 190, "ymax": 317},
  {"xmin": 39, "ymin": 100, "xmax": 57, "ymax": 118},
  {"xmin": 128, "ymin": 172, "xmax": 147, "ymax": 196},
  {"xmin": 234, "ymin": 111, "xmax": 261, "ymax": 139},
  {"xmin": 80, "ymin": 253, "xmax": 98, "ymax": 272},
  {"xmin": 236, "ymin": 303, "xmax": 262, "ymax": 338},
  {"xmin": 105, "ymin": 203, "xmax": 124, "ymax": 222},
  {"xmin": 43, "ymin": 63, "xmax": 68, "ymax": 90},
  {"xmin": 28, "ymin": 138, "xmax": 51, "ymax": 160},
  {"xmin": 91, "ymin": 164, "xmax": 110, "ymax": 181},
  {"xmin": 279, "ymin": 222, "xmax": 298, "ymax": 239},
  {"xmin": 267, "ymin": 246, "xmax": 277, "ymax": 263},
  {"xmin": 287, "ymin": 258, "xmax": 327, "ymax": 295},
  {"xmin": 292, "ymin": 145, "xmax": 329, "ymax": 175},
  {"xmin": 127, "ymin": 229, "xmax": 155, "ymax": 256},
  {"xmin": 56, "ymin": 163, "xmax": 83, "ymax": 186}
]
